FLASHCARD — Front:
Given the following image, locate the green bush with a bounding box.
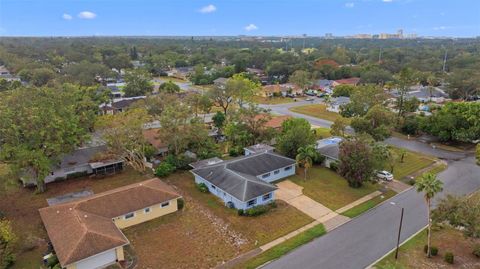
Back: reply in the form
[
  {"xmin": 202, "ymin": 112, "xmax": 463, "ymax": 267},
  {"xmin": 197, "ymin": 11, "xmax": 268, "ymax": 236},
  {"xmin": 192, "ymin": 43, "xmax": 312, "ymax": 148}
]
[
  {"xmin": 229, "ymin": 146, "xmax": 242, "ymax": 157},
  {"xmin": 244, "ymin": 205, "xmax": 269, "ymax": 217},
  {"xmin": 177, "ymin": 198, "xmax": 185, "ymax": 210},
  {"xmin": 423, "ymin": 245, "xmax": 438, "ymax": 256},
  {"xmin": 408, "ymin": 178, "xmax": 416, "ymax": 185},
  {"xmin": 46, "ymin": 255, "xmax": 59, "ymax": 268},
  {"xmin": 164, "ymin": 154, "xmax": 194, "ymax": 170},
  {"xmin": 237, "ymin": 209, "xmax": 244, "ymax": 216},
  {"xmin": 473, "ymin": 244, "xmax": 480, "ymax": 258},
  {"xmin": 154, "ymin": 162, "xmax": 176, "ymax": 177},
  {"xmin": 329, "ymin": 162, "xmax": 339, "ymax": 172},
  {"xmin": 196, "ymin": 183, "xmax": 209, "ymax": 193},
  {"xmin": 444, "ymin": 252, "xmax": 454, "ymax": 264}
]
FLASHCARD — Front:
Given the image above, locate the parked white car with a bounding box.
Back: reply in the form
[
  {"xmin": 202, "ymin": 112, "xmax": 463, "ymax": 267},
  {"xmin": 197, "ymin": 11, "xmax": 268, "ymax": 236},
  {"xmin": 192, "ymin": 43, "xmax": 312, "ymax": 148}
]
[{"xmin": 376, "ymin": 170, "xmax": 394, "ymax": 181}]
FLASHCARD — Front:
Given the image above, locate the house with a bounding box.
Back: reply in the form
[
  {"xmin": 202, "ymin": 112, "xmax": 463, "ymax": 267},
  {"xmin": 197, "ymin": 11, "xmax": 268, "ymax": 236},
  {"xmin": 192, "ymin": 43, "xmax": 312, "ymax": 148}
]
[
  {"xmin": 190, "ymin": 150, "xmax": 296, "ymax": 210},
  {"xmin": 143, "ymin": 128, "xmax": 169, "ymax": 158},
  {"xmin": 314, "ymin": 79, "xmax": 334, "ymax": 94},
  {"xmin": 315, "ymin": 137, "xmax": 343, "ymax": 168},
  {"xmin": 39, "ymin": 179, "xmax": 181, "ymax": 269},
  {"xmin": 21, "ymin": 145, "xmax": 124, "ymax": 187},
  {"xmin": 244, "ymin": 144, "xmax": 275, "ymax": 156},
  {"xmin": 326, "ymin": 96, "xmax": 351, "ymax": 113},
  {"xmin": 260, "ymin": 84, "xmax": 302, "ymax": 97},
  {"xmin": 167, "ymin": 67, "xmax": 193, "ymax": 80},
  {"xmin": 213, "ymin": 77, "xmax": 228, "ymax": 89},
  {"xmin": 99, "ymin": 96, "xmax": 146, "ymax": 115},
  {"xmin": 0, "ymin": 65, "xmax": 20, "ymax": 82},
  {"xmin": 390, "ymin": 85, "xmax": 450, "ymax": 103},
  {"xmin": 332, "ymin": 77, "xmax": 361, "ymax": 87}
]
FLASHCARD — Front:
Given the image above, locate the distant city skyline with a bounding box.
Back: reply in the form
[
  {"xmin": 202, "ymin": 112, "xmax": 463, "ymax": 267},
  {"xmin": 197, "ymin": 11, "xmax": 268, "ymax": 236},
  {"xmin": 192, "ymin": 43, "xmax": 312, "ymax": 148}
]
[{"xmin": 0, "ymin": 0, "xmax": 479, "ymax": 37}]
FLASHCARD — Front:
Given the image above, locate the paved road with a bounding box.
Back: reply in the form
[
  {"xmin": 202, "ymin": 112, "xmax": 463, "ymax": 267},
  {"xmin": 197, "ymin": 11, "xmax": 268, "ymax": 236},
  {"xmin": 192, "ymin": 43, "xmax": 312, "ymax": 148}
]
[
  {"xmin": 260, "ymin": 101, "xmax": 479, "ymax": 269},
  {"xmin": 263, "ymin": 156, "xmax": 480, "ymax": 269}
]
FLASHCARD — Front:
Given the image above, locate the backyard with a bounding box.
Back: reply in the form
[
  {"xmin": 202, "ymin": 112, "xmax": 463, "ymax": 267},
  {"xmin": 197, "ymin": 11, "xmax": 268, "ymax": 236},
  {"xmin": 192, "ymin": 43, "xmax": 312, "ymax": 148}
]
[
  {"xmin": 0, "ymin": 168, "xmax": 313, "ymax": 269},
  {"xmin": 289, "ymin": 104, "xmax": 351, "ymax": 123},
  {"xmin": 288, "ymin": 166, "xmax": 387, "ymax": 211}
]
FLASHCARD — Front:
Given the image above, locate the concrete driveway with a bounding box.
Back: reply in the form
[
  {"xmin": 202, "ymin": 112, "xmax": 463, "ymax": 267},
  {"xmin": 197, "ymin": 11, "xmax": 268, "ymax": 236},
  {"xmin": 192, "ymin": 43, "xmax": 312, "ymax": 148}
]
[{"xmin": 276, "ymin": 180, "xmax": 335, "ymax": 221}]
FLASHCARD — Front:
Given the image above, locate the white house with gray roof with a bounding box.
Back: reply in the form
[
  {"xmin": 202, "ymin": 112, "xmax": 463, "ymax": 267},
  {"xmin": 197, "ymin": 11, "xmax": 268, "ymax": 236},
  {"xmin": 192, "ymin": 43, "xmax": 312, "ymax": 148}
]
[
  {"xmin": 316, "ymin": 137, "xmax": 343, "ymax": 168},
  {"xmin": 189, "ymin": 151, "xmax": 296, "ymax": 210}
]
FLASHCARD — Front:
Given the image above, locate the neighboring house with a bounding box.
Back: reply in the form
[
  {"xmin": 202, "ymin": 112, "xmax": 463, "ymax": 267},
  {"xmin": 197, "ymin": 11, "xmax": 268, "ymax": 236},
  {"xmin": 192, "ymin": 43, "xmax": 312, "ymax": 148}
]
[
  {"xmin": 106, "ymin": 82, "xmax": 126, "ymax": 98},
  {"xmin": 143, "ymin": 128, "xmax": 169, "ymax": 158},
  {"xmin": 244, "ymin": 143, "xmax": 275, "ymax": 156},
  {"xmin": 213, "ymin": 77, "xmax": 228, "ymax": 89},
  {"xmin": 99, "ymin": 96, "xmax": 146, "ymax": 115},
  {"xmin": 167, "ymin": 67, "xmax": 193, "ymax": 80},
  {"xmin": 260, "ymin": 84, "xmax": 302, "ymax": 97},
  {"xmin": 332, "ymin": 77, "xmax": 361, "ymax": 87},
  {"xmin": 314, "ymin": 79, "xmax": 334, "ymax": 94},
  {"xmin": 21, "ymin": 145, "xmax": 124, "ymax": 187},
  {"xmin": 39, "ymin": 179, "xmax": 181, "ymax": 269},
  {"xmin": 0, "ymin": 65, "xmax": 20, "ymax": 81},
  {"xmin": 316, "ymin": 137, "xmax": 343, "ymax": 168},
  {"xmin": 326, "ymin": 96, "xmax": 351, "ymax": 113},
  {"xmin": 190, "ymin": 150, "xmax": 296, "ymax": 210},
  {"xmin": 390, "ymin": 85, "xmax": 450, "ymax": 103}
]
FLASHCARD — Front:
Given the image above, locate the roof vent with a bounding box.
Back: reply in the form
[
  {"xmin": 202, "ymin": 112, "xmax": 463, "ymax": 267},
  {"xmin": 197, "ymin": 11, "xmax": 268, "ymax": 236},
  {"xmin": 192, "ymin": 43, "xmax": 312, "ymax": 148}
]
[
  {"xmin": 84, "ymin": 215, "xmax": 88, "ymax": 218},
  {"xmin": 56, "ymin": 210, "xmax": 60, "ymax": 214},
  {"xmin": 69, "ymin": 208, "xmax": 72, "ymax": 211}
]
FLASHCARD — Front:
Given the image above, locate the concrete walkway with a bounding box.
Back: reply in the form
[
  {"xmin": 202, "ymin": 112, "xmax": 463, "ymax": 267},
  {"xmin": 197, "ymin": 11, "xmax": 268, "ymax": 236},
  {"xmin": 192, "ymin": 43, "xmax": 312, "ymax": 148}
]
[{"xmin": 276, "ymin": 180, "xmax": 335, "ymax": 221}]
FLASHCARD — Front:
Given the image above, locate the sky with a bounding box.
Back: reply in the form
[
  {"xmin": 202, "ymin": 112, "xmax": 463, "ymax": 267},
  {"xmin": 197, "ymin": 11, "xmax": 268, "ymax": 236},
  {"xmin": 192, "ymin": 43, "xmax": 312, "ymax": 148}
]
[{"xmin": 0, "ymin": 0, "xmax": 479, "ymax": 37}]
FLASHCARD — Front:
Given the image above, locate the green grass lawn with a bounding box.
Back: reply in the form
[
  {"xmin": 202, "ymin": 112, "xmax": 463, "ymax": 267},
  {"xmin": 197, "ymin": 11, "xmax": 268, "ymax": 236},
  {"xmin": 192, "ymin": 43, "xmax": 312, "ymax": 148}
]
[
  {"xmin": 341, "ymin": 190, "xmax": 396, "ymax": 218},
  {"xmin": 313, "ymin": 127, "xmax": 332, "ymax": 139},
  {"xmin": 252, "ymin": 95, "xmax": 296, "ymax": 105},
  {"xmin": 388, "ymin": 147, "xmax": 436, "ymax": 180},
  {"xmin": 235, "ymin": 224, "xmax": 326, "ymax": 269},
  {"xmin": 289, "ymin": 166, "xmax": 382, "ymax": 210},
  {"xmin": 289, "ymin": 104, "xmax": 351, "ymax": 123}
]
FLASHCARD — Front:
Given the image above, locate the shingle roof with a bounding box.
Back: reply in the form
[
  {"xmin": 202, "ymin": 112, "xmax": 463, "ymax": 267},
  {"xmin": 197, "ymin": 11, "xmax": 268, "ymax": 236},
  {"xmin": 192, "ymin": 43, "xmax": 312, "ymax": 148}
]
[
  {"xmin": 316, "ymin": 137, "xmax": 343, "ymax": 160},
  {"xmin": 39, "ymin": 179, "xmax": 180, "ymax": 267},
  {"xmin": 191, "ymin": 152, "xmax": 295, "ymax": 201}
]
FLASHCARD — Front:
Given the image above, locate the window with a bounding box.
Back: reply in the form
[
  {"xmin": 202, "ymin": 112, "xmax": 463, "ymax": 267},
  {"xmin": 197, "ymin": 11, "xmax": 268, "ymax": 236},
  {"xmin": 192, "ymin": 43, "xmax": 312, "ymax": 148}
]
[
  {"xmin": 161, "ymin": 201, "xmax": 170, "ymax": 208},
  {"xmin": 284, "ymin": 166, "xmax": 292, "ymax": 171},
  {"xmin": 124, "ymin": 212, "xmax": 134, "ymax": 219},
  {"xmin": 211, "ymin": 184, "xmax": 216, "ymax": 190},
  {"xmin": 144, "ymin": 207, "xmax": 151, "ymax": 214},
  {"xmin": 247, "ymin": 199, "xmax": 256, "ymax": 207},
  {"xmin": 263, "ymin": 193, "xmax": 272, "ymax": 201},
  {"xmin": 262, "ymin": 173, "xmax": 271, "ymax": 179},
  {"xmin": 274, "ymin": 170, "xmax": 280, "ymax": 175}
]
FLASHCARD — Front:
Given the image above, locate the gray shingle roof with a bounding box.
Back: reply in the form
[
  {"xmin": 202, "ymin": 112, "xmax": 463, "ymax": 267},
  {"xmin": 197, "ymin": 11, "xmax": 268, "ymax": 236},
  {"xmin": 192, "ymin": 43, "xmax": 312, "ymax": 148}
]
[{"xmin": 191, "ymin": 152, "xmax": 295, "ymax": 202}]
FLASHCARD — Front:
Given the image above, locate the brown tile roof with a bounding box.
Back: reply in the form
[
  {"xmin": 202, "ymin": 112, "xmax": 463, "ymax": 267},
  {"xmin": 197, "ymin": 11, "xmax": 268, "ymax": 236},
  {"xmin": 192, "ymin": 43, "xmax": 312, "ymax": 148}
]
[
  {"xmin": 143, "ymin": 128, "xmax": 168, "ymax": 150},
  {"xmin": 334, "ymin": 77, "xmax": 361, "ymax": 85},
  {"xmin": 39, "ymin": 179, "xmax": 180, "ymax": 267},
  {"xmin": 255, "ymin": 115, "xmax": 292, "ymax": 129}
]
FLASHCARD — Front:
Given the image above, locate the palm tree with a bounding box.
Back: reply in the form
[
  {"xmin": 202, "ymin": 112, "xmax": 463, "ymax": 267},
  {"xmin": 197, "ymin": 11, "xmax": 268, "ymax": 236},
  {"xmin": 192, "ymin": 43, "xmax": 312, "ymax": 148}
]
[
  {"xmin": 296, "ymin": 145, "xmax": 316, "ymax": 180},
  {"xmin": 415, "ymin": 173, "xmax": 443, "ymax": 257}
]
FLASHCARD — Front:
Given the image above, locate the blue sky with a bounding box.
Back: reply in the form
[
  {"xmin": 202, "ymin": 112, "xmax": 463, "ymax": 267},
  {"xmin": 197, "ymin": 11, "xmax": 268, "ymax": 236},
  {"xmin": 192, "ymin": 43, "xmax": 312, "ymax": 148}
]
[{"xmin": 0, "ymin": 0, "xmax": 478, "ymax": 37}]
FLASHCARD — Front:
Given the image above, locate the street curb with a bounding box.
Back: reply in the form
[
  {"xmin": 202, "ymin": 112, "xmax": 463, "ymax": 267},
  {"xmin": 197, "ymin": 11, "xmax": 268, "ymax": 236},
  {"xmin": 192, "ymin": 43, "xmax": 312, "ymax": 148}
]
[{"xmin": 364, "ymin": 225, "xmax": 428, "ymax": 269}]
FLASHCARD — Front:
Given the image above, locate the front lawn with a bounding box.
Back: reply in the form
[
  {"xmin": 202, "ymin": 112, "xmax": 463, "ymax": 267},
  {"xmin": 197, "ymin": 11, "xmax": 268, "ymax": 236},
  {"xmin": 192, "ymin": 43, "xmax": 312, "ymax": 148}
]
[
  {"xmin": 376, "ymin": 226, "xmax": 480, "ymax": 269},
  {"xmin": 289, "ymin": 166, "xmax": 382, "ymax": 210},
  {"xmin": 235, "ymin": 224, "xmax": 327, "ymax": 269},
  {"xmin": 341, "ymin": 190, "xmax": 396, "ymax": 218},
  {"xmin": 388, "ymin": 147, "xmax": 436, "ymax": 180},
  {"xmin": 164, "ymin": 171, "xmax": 314, "ymax": 247},
  {"xmin": 251, "ymin": 96, "xmax": 296, "ymax": 105},
  {"xmin": 289, "ymin": 104, "xmax": 351, "ymax": 123},
  {"xmin": 313, "ymin": 127, "xmax": 332, "ymax": 139}
]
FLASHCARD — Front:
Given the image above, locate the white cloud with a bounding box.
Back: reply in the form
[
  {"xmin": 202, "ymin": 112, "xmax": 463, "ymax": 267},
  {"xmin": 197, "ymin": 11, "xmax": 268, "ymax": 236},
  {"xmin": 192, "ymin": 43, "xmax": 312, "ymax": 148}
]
[
  {"xmin": 78, "ymin": 11, "xmax": 97, "ymax": 19},
  {"xmin": 244, "ymin": 24, "xmax": 258, "ymax": 31},
  {"xmin": 62, "ymin": 13, "xmax": 73, "ymax": 20},
  {"xmin": 345, "ymin": 2, "xmax": 355, "ymax": 8},
  {"xmin": 199, "ymin": 4, "xmax": 216, "ymax": 13}
]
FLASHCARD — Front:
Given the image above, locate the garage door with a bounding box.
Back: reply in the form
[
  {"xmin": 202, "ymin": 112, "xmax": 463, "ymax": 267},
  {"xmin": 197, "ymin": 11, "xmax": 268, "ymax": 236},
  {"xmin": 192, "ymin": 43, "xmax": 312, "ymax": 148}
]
[{"xmin": 76, "ymin": 249, "xmax": 117, "ymax": 269}]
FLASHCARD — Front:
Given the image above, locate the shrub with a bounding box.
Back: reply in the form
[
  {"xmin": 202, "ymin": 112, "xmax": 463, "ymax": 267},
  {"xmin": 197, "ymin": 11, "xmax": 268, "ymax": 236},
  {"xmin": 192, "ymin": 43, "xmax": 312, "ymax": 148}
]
[
  {"xmin": 313, "ymin": 153, "xmax": 325, "ymax": 165},
  {"xmin": 269, "ymin": 201, "xmax": 277, "ymax": 208},
  {"xmin": 244, "ymin": 205, "xmax": 269, "ymax": 217},
  {"xmin": 408, "ymin": 178, "xmax": 416, "ymax": 185},
  {"xmin": 229, "ymin": 146, "xmax": 242, "ymax": 157},
  {"xmin": 46, "ymin": 255, "xmax": 59, "ymax": 268},
  {"xmin": 329, "ymin": 162, "xmax": 338, "ymax": 172},
  {"xmin": 237, "ymin": 209, "xmax": 244, "ymax": 216},
  {"xmin": 196, "ymin": 183, "xmax": 209, "ymax": 193},
  {"xmin": 165, "ymin": 154, "xmax": 195, "ymax": 170},
  {"xmin": 177, "ymin": 198, "xmax": 185, "ymax": 210},
  {"xmin": 154, "ymin": 162, "xmax": 176, "ymax": 177},
  {"xmin": 423, "ymin": 245, "xmax": 438, "ymax": 256},
  {"xmin": 444, "ymin": 252, "xmax": 454, "ymax": 264},
  {"xmin": 473, "ymin": 244, "xmax": 480, "ymax": 258}
]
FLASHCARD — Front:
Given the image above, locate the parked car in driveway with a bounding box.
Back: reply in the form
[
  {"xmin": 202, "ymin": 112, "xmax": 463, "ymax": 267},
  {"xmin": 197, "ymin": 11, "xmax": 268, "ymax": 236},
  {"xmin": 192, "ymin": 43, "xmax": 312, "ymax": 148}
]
[
  {"xmin": 305, "ymin": 97, "xmax": 314, "ymax": 101},
  {"xmin": 376, "ymin": 170, "xmax": 394, "ymax": 181}
]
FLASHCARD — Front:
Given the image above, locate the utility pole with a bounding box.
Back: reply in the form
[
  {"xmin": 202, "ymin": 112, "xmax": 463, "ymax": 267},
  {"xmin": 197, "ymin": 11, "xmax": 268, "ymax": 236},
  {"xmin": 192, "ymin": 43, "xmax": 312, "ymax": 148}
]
[
  {"xmin": 442, "ymin": 49, "xmax": 448, "ymax": 72},
  {"xmin": 395, "ymin": 207, "xmax": 405, "ymax": 260}
]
